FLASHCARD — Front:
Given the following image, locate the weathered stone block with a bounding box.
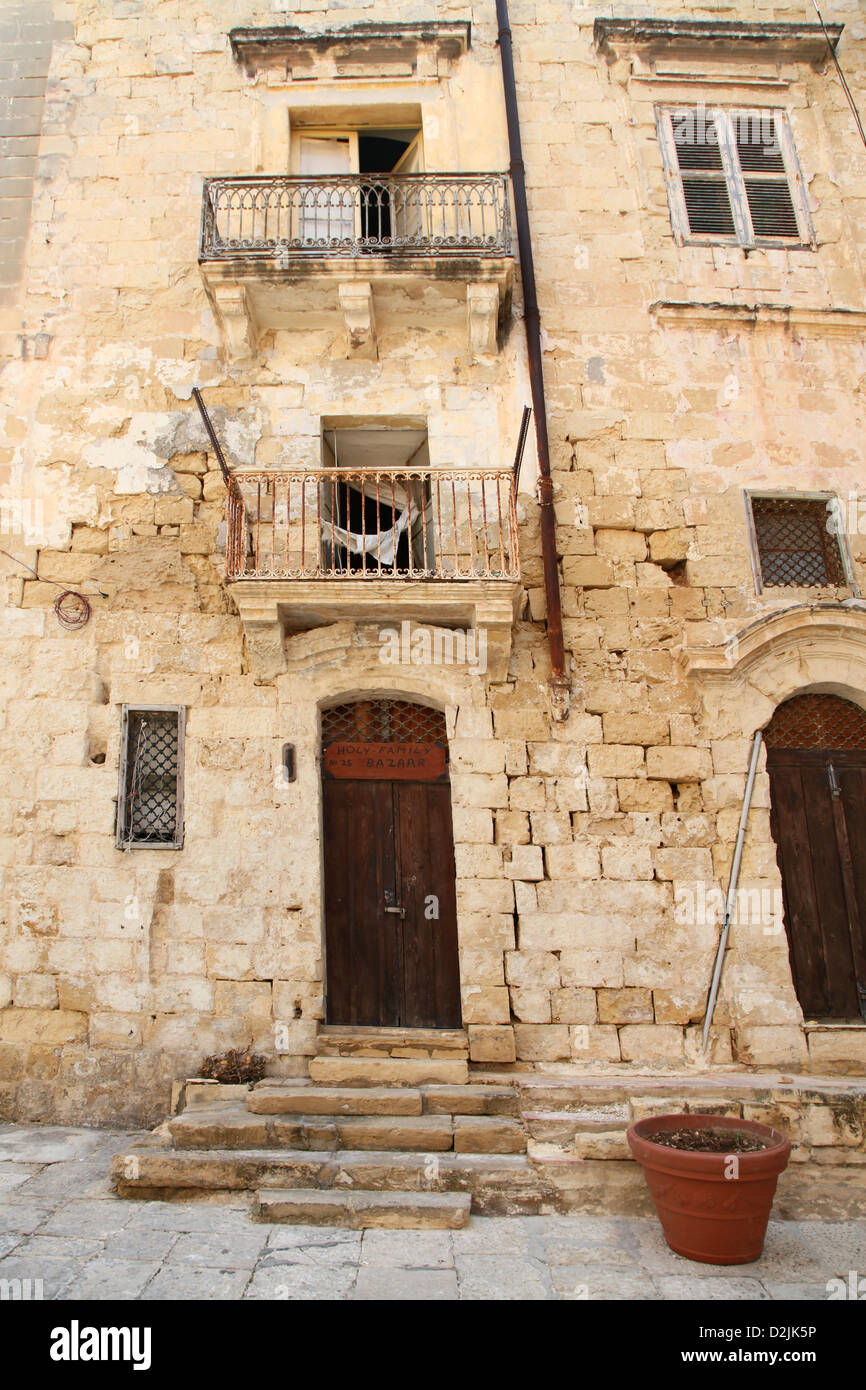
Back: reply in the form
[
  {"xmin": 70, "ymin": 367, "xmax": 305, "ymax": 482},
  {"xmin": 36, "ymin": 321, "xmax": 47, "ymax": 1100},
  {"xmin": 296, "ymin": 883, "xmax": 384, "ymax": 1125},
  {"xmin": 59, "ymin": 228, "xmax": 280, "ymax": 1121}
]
[
  {"xmin": 646, "ymin": 747, "xmax": 712, "ymax": 782},
  {"xmin": 513, "ymin": 1023, "xmax": 571, "ymax": 1060},
  {"xmin": 467, "ymin": 1024, "xmax": 516, "ymax": 1063},
  {"xmin": 504, "ymin": 844, "xmax": 544, "ymax": 880},
  {"xmin": 619, "ymin": 1024, "xmax": 684, "ymax": 1062},
  {"xmin": 0, "ymin": 1007, "xmax": 87, "ymax": 1044},
  {"xmin": 597, "ymin": 988, "xmax": 654, "ymax": 1025}
]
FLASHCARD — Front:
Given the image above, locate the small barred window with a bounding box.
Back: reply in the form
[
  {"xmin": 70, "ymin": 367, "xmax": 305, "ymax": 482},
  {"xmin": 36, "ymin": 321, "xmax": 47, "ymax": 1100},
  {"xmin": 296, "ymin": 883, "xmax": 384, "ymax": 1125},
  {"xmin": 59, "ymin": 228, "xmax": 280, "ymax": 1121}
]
[
  {"xmin": 116, "ymin": 707, "xmax": 185, "ymax": 849},
  {"xmin": 657, "ymin": 107, "xmax": 812, "ymax": 248},
  {"xmin": 749, "ymin": 496, "xmax": 847, "ymax": 589}
]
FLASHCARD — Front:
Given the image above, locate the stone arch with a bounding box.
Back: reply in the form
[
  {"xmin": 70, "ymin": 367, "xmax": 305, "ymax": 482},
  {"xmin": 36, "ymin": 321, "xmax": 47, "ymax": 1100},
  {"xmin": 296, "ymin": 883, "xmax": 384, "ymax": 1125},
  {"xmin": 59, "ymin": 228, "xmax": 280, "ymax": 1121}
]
[{"xmin": 684, "ymin": 606, "xmax": 866, "ymax": 741}]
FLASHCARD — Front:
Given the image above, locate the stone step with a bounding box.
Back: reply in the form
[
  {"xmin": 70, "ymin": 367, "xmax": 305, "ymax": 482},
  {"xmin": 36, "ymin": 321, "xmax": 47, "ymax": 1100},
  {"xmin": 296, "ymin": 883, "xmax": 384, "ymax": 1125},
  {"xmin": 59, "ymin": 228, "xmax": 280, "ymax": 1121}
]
[
  {"xmin": 523, "ymin": 1108, "xmax": 631, "ymax": 1144},
  {"xmin": 247, "ymin": 1082, "xmax": 519, "ymax": 1118},
  {"xmin": 309, "ymin": 1057, "xmax": 469, "ymax": 1087},
  {"xmin": 511, "ymin": 1072, "xmax": 866, "ymax": 1113},
  {"xmin": 254, "ymin": 1188, "xmax": 472, "ymax": 1230},
  {"xmin": 453, "ymin": 1116, "xmax": 526, "ymax": 1154},
  {"xmin": 168, "ymin": 1107, "xmax": 526, "ymax": 1154},
  {"xmin": 422, "ymin": 1084, "xmax": 520, "ymax": 1118},
  {"xmin": 248, "ymin": 1086, "xmax": 424, "ymax": 1117},
  {"xmin": 111, "ymin": 1147, "xmax": 557, "ymax": 1216},
  {"xmin": 316, "ymin": 1026, "xmax": 469, "ymax": 1060}
]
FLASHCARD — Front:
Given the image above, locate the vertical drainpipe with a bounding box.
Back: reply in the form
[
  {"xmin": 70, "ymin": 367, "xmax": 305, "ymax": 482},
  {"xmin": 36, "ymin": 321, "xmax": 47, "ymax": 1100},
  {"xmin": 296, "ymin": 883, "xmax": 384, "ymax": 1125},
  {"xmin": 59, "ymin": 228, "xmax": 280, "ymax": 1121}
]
[{"xmin": 495, "ymin": 0, "xmax": 570, "ymax": 719}]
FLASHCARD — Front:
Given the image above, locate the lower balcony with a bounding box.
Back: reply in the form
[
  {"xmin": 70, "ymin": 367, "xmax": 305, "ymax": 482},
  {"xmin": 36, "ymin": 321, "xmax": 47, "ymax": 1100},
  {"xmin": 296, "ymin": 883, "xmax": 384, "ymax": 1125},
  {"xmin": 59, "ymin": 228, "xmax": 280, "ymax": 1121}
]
[
  {"xmin": 224, "ymin": 466, "xmax": 522, "ymax": 679},
  {"xmin": 199, "ymin": 173, "xmax": 513, "ymax": 358}
]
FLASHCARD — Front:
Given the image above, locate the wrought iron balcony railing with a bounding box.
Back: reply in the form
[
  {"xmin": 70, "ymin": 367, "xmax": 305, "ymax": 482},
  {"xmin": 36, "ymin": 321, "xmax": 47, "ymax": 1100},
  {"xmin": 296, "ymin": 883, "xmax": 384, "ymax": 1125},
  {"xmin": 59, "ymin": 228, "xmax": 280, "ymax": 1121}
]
[
  {"xmin": 225, "ymin": 468, "xmax": 519, "ymax": 582},
  {"xmin": 201, "ymin": 174, "xmax": 512, "ymax": 260}
]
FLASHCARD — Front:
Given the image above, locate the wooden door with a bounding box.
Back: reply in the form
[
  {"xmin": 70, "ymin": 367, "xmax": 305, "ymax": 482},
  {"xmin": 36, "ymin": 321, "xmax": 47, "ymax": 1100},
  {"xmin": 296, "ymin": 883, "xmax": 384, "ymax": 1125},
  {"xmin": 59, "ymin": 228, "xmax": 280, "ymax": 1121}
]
[
  {"xmin": 391, "ymin": 132, "xmax": 427, "ymax": 246},
  {"xmin": 322, "ymin": 768, "xmax": 461, "ymax": 1028},
  {"xmin": 768, "ymin": 747, "xmax": 866, "ymax": 1021},
  {"xmin": 298, "ymin": 134, "xmax": 358, "ymax": 244}
]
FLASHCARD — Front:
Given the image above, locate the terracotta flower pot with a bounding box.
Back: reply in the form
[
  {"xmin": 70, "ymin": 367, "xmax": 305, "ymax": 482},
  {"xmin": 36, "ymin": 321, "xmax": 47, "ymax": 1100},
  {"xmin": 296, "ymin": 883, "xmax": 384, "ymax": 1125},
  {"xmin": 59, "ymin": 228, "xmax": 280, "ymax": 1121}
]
[{"xmin": 627, "ymin": 1113, "xmax": 791, "ymax": 1266}]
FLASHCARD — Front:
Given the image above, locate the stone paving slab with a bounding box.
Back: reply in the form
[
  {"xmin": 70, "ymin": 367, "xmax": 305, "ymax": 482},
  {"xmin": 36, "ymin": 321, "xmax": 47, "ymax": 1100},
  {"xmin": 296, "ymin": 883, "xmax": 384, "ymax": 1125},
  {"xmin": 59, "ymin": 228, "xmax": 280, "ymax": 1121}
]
[{"xmin": 0, "ymin": 1124, "xmax": 863, "ymax": 1301}]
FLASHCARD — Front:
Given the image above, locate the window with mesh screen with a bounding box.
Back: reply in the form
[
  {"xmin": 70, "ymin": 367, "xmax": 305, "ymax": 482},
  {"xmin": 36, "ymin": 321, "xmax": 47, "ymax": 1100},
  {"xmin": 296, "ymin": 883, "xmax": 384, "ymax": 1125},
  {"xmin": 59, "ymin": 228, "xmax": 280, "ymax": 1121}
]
[
  {"xmin": 749, "ymin": 496, "xmax": 847, "ymax": 589},
  {"xmin": 659, "ymin": 108, "xmax": 810, "ymax": 248},
  {"xmin": 117, "ymin": 707, "xmax": 185, "ymax": 848}
]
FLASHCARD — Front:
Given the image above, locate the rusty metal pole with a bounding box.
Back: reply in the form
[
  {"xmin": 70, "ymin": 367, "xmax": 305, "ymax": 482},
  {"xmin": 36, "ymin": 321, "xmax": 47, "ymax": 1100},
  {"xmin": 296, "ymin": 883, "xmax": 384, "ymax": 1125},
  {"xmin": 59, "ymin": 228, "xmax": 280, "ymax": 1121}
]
[{"xmin": 495, "ymin": 0, "xmax": 569, "ymax": 713}]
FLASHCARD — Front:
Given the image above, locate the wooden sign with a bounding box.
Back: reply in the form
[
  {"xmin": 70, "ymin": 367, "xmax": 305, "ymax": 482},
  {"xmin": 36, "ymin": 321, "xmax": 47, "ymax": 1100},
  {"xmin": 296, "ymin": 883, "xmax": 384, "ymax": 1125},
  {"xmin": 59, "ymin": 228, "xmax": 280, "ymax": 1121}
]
[{"xmin": 323, "ymin": 741, "xmax": 448, "ymax": 782}]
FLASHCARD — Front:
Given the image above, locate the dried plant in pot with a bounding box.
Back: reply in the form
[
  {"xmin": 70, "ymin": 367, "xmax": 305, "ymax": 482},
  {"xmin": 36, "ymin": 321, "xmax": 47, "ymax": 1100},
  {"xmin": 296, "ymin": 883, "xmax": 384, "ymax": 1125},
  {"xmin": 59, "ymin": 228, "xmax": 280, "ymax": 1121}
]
[{"xmin": 627, "ymin": 1113, "xmax": 792, "ymax": 1266}]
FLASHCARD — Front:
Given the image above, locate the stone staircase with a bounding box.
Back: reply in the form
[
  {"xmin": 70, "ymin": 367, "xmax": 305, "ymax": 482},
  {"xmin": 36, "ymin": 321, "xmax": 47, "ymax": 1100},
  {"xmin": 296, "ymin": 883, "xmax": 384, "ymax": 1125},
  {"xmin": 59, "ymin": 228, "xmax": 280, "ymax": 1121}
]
[
  {"xmin": 111, "ymin": 1030, "xmax": 559, "ymax": 1229},
  {"xmin": 111, "ymin": 1042, "xmax": 866, "ymax": 1228}
]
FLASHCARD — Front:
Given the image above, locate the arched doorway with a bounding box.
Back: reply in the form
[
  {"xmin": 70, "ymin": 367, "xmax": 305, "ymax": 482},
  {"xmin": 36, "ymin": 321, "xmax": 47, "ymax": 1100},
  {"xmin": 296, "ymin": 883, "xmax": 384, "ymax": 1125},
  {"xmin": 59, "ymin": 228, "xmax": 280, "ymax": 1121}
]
[
  {"xmin": 320, "ymin": 698, "xmax": 461, "ymax": 1029},
  {"xmin": 766, "ymin": 693, "xmax": 866, "ymax": 1022}
]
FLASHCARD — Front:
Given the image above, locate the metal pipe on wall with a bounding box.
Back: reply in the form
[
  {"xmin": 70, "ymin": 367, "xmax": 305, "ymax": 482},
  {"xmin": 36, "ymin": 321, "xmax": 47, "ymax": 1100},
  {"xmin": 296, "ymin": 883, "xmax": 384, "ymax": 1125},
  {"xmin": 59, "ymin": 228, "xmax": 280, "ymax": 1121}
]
[
  {"xmin": 701, "ymin": 729, "xmax": 765, "ymax": 1052},
  {"xmin": 495, "ymin": 0, "xmax": 570, "ymax": 714}
]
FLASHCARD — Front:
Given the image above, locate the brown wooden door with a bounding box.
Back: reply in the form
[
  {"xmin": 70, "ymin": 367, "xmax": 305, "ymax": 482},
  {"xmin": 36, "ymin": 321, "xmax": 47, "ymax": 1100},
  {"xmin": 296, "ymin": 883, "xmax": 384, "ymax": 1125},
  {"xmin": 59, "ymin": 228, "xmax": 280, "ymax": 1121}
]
[
  {"xmin": 768, "ymin": 748, "xmax": 866, "ymax": 1021},
  {"xmin": 323, "ymin": 776, "xmax": 461, "ymax": 1028}
]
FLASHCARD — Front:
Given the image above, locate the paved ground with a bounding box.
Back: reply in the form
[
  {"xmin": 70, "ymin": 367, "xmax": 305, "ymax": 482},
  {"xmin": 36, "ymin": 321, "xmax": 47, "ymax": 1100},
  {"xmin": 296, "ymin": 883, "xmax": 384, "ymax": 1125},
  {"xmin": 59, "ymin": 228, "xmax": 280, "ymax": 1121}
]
[{"xmin": 0, "ymin": 1124, "xmax": 864, "ymax": 1300}]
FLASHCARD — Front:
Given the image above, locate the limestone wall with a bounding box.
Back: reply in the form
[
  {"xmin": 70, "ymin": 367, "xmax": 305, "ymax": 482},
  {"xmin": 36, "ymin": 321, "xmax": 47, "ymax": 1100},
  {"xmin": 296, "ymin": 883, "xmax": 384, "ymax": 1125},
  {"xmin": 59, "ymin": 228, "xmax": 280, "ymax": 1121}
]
[{"xmin": 1, "ymin": 0, "xmax": 865, "ymax": 1123}]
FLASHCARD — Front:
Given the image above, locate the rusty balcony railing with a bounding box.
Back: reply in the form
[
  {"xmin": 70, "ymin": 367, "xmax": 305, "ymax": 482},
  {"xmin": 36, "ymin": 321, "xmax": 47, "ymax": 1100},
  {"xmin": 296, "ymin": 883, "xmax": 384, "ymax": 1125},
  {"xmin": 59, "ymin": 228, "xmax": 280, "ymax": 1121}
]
[
  {"xmin": 200, "ymin": 174, "xmax": 512, "ymax": 260},
  {"xmin": 225, "ymin": 468, "xmax": 520, "ymax": 582}
]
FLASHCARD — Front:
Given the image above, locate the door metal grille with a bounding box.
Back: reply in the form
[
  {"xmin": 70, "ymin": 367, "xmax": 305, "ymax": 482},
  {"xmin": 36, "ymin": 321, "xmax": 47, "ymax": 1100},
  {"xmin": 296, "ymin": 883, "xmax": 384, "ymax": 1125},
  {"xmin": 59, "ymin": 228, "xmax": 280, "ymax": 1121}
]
[
  {"xmin": 321, "ymin": 698, "xmax": 447, "ymax": 748},
  {"xmin": 764, "ymin": 693, "xmax": 866, "ymax": 751}
]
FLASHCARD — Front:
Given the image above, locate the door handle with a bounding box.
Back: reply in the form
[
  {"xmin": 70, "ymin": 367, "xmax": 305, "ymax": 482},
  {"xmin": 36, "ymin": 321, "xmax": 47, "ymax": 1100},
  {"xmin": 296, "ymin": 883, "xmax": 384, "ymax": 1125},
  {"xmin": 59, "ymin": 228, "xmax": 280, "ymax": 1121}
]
[{"xmin": 384, "ymin": 905, "xmax": 405, "ymax": 917}]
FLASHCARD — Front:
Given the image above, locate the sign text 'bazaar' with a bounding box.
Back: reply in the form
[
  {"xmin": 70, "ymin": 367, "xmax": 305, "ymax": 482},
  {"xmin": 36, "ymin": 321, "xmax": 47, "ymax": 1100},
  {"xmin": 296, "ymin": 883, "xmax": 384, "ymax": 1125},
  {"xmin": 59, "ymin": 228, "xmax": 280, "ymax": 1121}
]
[{"xmin": 323, "ymin": 741, "xmax": 448, "ymax": 782}]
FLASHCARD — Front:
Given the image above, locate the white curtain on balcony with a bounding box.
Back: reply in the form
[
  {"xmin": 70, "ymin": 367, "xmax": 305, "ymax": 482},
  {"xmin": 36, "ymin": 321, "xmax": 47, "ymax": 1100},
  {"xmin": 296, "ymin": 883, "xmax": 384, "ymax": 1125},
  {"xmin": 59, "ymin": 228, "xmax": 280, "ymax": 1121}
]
[{"xmin": 320, "ymin": 477, "xmax": 410, "ymax": 566}]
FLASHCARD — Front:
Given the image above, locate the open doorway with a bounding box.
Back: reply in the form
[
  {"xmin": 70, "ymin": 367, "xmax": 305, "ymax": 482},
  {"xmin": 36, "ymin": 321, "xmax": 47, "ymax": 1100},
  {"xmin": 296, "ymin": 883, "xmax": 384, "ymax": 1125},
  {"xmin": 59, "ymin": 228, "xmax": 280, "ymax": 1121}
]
[
  {"xmin": 319, "ymin": 422, "xmax": 432, "ymax": 574},
  {"xmin": 294, "ymin": 126, "xmax": 424, "ymax": 247}
]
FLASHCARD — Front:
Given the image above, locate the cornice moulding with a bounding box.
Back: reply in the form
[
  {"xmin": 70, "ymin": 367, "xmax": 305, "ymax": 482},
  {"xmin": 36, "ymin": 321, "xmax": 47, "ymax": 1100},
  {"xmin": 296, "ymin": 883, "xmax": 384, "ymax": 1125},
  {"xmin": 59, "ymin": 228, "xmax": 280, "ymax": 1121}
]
[{"xmin": 594, "ymin": 19, "xmax": 843, "ymax": 63}]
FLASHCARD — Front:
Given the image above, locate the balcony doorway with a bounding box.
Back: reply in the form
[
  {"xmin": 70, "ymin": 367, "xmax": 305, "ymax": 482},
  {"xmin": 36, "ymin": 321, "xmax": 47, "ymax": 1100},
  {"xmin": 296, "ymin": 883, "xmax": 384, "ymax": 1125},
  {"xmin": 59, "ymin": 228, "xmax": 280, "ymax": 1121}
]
[
  {"xmin": 320, "ymin": 423, "xmax": 432, "ymax": 575},
  {"xmin": 294, "ymin": 127, "xmax": 423, "ymax": 248}
]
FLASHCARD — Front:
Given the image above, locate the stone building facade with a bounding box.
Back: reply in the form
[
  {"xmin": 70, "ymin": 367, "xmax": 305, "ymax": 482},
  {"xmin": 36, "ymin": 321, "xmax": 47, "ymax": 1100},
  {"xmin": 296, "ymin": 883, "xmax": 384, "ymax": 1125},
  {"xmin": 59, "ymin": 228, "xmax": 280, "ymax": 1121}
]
[{"xmin": 1, "ymin": 0, "xmax": 866, "ymax": 1128}]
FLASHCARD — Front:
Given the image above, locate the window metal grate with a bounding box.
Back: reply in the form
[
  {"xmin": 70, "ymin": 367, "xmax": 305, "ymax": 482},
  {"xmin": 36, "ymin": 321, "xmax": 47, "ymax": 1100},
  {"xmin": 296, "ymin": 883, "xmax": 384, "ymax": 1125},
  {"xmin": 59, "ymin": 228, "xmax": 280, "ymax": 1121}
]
[
  {"xmin": 117, "ymin": 707, "xmax": 185, "ymax": 848},
  {"xmin": 764, "ymin": 693, "xmax": 866, "ymax": 750},
  {"xmin": 321, "ymin": 698, "xmax": 447, "ymax": 748},
  {"xmin": 750, "ymin": 496, "xmax": 846, "ymax": 588}
]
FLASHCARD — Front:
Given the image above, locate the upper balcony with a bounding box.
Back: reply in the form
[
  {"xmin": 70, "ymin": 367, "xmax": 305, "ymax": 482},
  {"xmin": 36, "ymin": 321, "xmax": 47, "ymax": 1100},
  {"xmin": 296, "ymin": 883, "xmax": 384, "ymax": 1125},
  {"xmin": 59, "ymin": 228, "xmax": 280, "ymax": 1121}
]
[
  {"xmin": 199, "ymin": 171, "xmax": 513, "ymax": 359},
  {"xmin": 222, "ymin": 460, "xmax": 522, "ymax": 680}
]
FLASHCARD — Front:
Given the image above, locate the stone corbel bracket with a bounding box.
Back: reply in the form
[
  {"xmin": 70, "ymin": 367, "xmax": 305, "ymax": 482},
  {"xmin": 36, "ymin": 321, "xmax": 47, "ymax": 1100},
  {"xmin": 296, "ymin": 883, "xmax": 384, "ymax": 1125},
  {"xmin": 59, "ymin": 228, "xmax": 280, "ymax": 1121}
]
[
  {"xmin": 210, "ymin": 284, "xmax": 260, "ymax": 357},
  {"xmin": 467, "ymin": 281, "xmax": 501, "ymax": 358},
  {"xmin": 339, "ymin": 281, "xmax": 377, "ymax": 361},
  {"xmin": 237, "ymin": 600, "xmax": 286, "ymax": 680}
]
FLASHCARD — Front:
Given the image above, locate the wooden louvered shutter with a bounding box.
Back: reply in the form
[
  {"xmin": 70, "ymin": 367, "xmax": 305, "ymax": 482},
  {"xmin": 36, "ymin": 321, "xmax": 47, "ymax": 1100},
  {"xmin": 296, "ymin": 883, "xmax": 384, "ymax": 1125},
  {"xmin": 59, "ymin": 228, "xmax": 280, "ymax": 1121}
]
[
  {"xmin": 733, "ymin": 112, "xmax": 801, "ymax": 241},
  {"xmin": 669, "ymin": 109, "xmax": 737, "ymax": 240}
]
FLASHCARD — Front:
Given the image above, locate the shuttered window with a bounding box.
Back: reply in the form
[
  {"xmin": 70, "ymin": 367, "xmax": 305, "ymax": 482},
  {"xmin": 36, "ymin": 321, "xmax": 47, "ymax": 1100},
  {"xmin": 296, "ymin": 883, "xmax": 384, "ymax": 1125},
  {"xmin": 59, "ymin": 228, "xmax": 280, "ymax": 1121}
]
[
  {"xmin": 748, "ymin": 496, "xmax": 848, "ymax": 590},
  {"xmin": 658, "ymin": 108, "xmax": 812, "ymax": 248},
  {"xmin": 116, "ymin": 706, "xmax": 185, "ymax": 848}
]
